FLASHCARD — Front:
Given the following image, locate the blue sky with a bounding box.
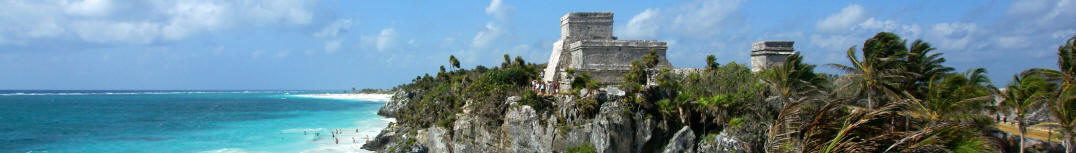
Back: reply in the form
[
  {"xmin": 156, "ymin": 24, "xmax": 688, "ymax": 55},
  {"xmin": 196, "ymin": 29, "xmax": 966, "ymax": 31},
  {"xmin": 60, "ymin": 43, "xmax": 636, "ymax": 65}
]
[{"xmin": 0, "ymin": 0, "xmax": 1073, "ymax": 90}]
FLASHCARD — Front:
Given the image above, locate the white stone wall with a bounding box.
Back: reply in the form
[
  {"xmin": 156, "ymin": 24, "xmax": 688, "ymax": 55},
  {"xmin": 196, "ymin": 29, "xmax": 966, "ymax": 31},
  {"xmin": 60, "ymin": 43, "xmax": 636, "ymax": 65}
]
[
  {"xmin": 544, "ymin": 12, "xmax": 672, "ymax": 85},
  {"xmin": 749, "ymin": 41, "xmax": 795, "ymax": 72},
  {"xmin": 568, "ymin": 40, "xmax": 670, "ymax": 84}
]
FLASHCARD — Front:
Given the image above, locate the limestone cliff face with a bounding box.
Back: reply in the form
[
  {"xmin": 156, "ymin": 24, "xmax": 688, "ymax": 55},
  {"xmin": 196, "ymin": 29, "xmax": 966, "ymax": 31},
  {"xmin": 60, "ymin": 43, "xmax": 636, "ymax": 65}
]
[
  {"xmin": 364, "ymin": 90, "xmax": 747, "ymax": 153},
  {"xmin": 377, "ymin": 91, "xmax": 413, "ymax": 117}
]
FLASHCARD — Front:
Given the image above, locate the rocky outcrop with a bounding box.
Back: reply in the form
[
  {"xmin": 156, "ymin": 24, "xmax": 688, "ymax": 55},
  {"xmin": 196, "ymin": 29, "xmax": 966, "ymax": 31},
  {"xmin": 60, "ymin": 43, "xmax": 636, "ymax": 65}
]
[
  {"xmin": 366, "ymin": 92, "xmax": 758, "ymax": 153},
  {"xmin": 662, "ymin": 126, "xmax": 695, "ymax": 153},
  {"xmin": 451, "ymin": 99, "xmax": 504, "ymax": 153},
  {"xmin": 425, "ymin": 127, "xmax": 450, "ymax": 153},
  {"xmin": 362, "ymin": 123, "xmax": 402, "ymax": 151},
  {"xmin": 504, "ymin": 104, "xmax": 551, "ymax": 153},
  {"xmin": 590, "ymin": 101, "xmax": 635, "ymax": 153},
  {"xmin": 362, "ymin": 123, "xmax": 428, "ymax": 153},
  {"xmin": 697, "ymin": 130, "xmax": 744, "ymax": 153},
  {"xmin": 378, "ymin": 90, "xmax": 412, "ymax": 117}
]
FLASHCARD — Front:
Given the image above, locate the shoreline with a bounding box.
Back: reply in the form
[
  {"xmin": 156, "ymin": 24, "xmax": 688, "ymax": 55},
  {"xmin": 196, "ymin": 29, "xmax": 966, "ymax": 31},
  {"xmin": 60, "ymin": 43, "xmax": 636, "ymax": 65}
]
[{"xmin": 292, "ymin": 93, "xmax": 393, "ymax": 102}]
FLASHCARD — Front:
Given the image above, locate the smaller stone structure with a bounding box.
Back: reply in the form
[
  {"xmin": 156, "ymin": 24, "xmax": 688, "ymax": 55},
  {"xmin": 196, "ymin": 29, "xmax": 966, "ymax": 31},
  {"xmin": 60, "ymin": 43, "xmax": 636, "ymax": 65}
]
[{"xmin": 749, "ymin": 41, "xmax": 796, "ymax": 72}]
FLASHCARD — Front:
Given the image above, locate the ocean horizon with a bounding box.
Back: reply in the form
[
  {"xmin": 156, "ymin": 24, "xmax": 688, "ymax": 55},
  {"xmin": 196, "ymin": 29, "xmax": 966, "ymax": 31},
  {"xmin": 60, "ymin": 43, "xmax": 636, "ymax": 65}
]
[{"xmin": 0, "ymin": 90, "xmax": 391, "ymax": 153}]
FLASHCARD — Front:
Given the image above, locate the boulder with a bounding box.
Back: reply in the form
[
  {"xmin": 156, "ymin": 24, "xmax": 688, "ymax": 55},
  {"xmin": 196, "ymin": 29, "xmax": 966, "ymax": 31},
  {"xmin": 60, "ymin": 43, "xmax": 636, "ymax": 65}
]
[
  {"xmin": 503, "ymin": 105, "xmax": 550, "ymax": 153},
  {"xmin": 425, "ymin": 127, "xmax": 450, "ymax": 153},
  {"xmin": 378, "ymin": 90, "xmax": 413, "ymax": 117},
  {"xmin": 590, "ymin": 101, "xmax": 635, "ymax": 153},
  {"xmin": 662, "ymin": 126, "xmax": 695, "ymax": 153},
  {"xmin": 696, "ymin": 130, "xmax": 743, "ymax": 153}
]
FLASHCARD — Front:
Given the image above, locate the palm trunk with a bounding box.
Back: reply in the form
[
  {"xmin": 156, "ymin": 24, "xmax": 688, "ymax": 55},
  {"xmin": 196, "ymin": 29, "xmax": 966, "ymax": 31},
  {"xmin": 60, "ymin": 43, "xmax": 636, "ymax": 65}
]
[
  {"xmin": 1065, "ymin": 131, "xmax": 1073, "ymax": 153},
  {"xmin": 1019, "ymin": 119, "xmax": 1027, "ymax": 153},
  {"xmin": 867, "ymin": 88, "xmax": 874, "ymax": 110}
]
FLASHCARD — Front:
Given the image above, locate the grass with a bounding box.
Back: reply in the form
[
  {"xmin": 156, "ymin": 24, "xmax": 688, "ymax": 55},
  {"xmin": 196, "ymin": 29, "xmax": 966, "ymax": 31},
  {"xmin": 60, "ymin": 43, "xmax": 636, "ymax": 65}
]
[{"xmin": 995, "ymin": 123, "xmax": 1063, "ymax": 143}]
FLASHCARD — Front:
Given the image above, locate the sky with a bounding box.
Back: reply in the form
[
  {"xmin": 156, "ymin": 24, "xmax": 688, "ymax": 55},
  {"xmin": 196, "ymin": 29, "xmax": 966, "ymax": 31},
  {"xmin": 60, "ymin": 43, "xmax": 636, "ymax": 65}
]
[{"xmin": 0, "ymin": 0, "xmax": 1074, "ymax": 90}]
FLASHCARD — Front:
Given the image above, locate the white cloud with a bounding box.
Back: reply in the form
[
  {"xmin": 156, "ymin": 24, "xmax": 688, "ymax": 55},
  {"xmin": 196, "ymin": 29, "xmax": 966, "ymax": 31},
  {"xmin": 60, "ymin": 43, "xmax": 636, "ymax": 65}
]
[
  {"xmin": 273, "ymin": 50, "xmax": 289, "ymax": 58},
  {"xmin": 160, "ymin": 1, "xmax": 228, "ymax": 40},
  {"xmin": 472, "ymin": 0, "xmax": 514, "ymax": 49},
  {"xmin": 315, "ymin": 19, "xmax": 353, "ymax": 38},
  {"xmin": 72, "ymin": 21, "xmax": 161, "ymax": 44},
  {"xmin": 376, "ymin": 28, "xmax": 397, "ymax": 51},
  {"xmin": 251, "ymin": 49, "xmax": 265, "ymax": 59},
  {"xmin": 472, "ymin": 22, "xmax": 504, "ymax": 48},
  {"xmin": 242, "ymin": 0, "xmax": 314, "ymax": 25},
  {"xmin": 0, "ymin": 0, "xmax": 318, "ymax": 45},
  {"xmin": 669, "ymin": 0, "xmax": 743, "ymax": 38},
  {"xmin": 996, "ymin": 36, "xmax": 1031, "ymax": 49},
  {"xmin": 816, "ymin": 4, "xmax": 867, "ymax": 32},
  {"xmin": 63, "ymin": 0, "xmax": 116, "ymax": 17},
  {"xmin": 26, "ymin": 20, "xmax": 66, "ymax": 38},
  {"xmin": 926, "ymin": 22, "xmax": 978, "ymax": 50},
  {"xmin": 485, "ymin": 0, "xmax": 512, "ymax": 21},
  {"xmin": 213, "ymin": 46, "xmax": 224, "ymax": 55},
  {"xmin": 1052, "ymin": 29, "xmax": 1076, "ymax": 39},
  {"xmin": 617, "ymin": 8, "xmax": 661, "ymax": 40},
  {"xmin": 325, "ymin": 39, "xmax": 342, "ymax": 53}
]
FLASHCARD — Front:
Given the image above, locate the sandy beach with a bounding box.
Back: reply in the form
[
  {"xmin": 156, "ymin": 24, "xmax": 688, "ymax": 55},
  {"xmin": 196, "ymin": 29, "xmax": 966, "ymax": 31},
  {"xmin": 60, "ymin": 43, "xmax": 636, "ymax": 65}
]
[{"xmin": 293, "ymin": 93, "xmax": 393, "ymax": 102}]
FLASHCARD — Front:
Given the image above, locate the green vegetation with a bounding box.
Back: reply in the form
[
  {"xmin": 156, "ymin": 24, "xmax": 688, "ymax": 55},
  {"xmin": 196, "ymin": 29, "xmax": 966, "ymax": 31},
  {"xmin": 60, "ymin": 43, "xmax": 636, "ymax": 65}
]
[
  {"xmin": 393, "ymin": 53, "xmax": 540, "ymax": 129},
  {"xmin": 566, "ymin": 143, "xmax": 597, "ymax": 153},
  {"xmin": 387, "ymin": 32, "xmax": 1076, "ymax": 152}
]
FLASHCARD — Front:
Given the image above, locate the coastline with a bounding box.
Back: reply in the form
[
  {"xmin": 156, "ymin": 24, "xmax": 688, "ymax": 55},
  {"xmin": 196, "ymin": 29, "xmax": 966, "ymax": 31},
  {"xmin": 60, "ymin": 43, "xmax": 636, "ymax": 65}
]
[
  {"xmin": 292, "ymin": 93, "xmax": 393, "ymax": 102},
  {"xmin": 288, "ymin": 93, "xmax": 396, "ymax": 153}
]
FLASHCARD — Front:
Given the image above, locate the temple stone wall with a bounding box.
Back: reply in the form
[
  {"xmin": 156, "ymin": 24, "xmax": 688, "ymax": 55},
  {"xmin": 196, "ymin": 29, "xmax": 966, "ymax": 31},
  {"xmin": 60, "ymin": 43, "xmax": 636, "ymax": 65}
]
[
  {"xmin": 568, "ymin": 40, "xmax": 669, "ymax": 84},
  {"xmin": 543, "ymin": 12, "xmax": 671, "ymax": 86},
  {"xmin": 749, "ymin": 41, "xmax": 795, "ymax": 72}
]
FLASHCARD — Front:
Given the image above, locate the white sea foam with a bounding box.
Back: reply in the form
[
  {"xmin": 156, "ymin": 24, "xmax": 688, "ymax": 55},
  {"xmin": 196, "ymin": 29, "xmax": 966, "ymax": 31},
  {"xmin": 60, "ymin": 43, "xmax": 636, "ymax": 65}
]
[
  {"xmin": 200, "ymin": 148, "xmax": 263, "ymax": 153},
  {"xmin": 292, "ymin": 94, "xmax": 392, "ymax": 102},
  {"xmin": 281, "ymin": 128, "xmax": 324, "ymax": 133}
]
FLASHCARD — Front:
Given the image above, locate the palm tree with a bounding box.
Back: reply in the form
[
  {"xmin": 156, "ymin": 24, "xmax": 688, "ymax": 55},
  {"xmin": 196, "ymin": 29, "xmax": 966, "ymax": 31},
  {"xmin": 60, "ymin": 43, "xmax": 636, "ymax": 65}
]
[
  {"xmin": 1055, "ymin": 85, "xmax": 1076, "ymax": 153},
  {"xmin": 449, "ymin": 55, "xmax": 460, "ymax": 70},
  {"xmin": 1045, "ymin": 36, "xmax": 1076, "ymax": 153},
  {"xmin": 878, "ymin": 68, "xmax": 998, "ymax": 152},
  {"xmin": 706, "ymin": 54, "xmax": 719, "ymax": 70},
  {"xmin": 999, "ymin": 72, "xmax": 1055, "ymax": 153},
  {"xmin": 900, "ymin": 40, "xmax": 954, "ymax": 98},
  {"xmin": 914, "ymin": 68, "xmax": 993, "ymax": 123},
  {"xmin": 762, "ymin": 53, "xmax": 825, "ymax": 152},
  {"xmin": 828, "ymin": 47, "xmax": 901, "ymax": 110},
  {"xmin": 828, "ymin": 32, "xmax": 907, "ymax": 110}
]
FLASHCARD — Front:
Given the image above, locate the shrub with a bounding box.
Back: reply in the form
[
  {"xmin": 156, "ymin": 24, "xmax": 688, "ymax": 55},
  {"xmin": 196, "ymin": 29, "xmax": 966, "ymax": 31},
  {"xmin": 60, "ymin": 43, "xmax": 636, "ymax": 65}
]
[{"xmin": 567, "ymin": 144, "xmax": 597, "ymax": 153}]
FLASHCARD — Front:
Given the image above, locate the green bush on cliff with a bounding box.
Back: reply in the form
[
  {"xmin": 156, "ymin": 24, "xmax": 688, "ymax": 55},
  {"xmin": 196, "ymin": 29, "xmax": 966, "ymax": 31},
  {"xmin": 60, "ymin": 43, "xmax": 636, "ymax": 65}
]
[{"xmin": 567, "ymin": 144, "xmax": 597, "ymax": 153}]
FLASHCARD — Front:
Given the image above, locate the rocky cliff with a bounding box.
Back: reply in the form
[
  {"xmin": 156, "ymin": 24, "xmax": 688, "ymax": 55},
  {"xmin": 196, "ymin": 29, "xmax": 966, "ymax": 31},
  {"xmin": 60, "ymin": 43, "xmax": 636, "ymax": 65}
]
[{"xmin": 363, "ymin": 88, "xmax": 749, "ymax": 153}]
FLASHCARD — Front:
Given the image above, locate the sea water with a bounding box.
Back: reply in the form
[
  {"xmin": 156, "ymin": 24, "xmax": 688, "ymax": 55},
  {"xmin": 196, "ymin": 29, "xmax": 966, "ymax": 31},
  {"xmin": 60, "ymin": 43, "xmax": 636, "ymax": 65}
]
[{"xmin": 0, "ymin": 90, "xmax": 390, "ymax": 153}]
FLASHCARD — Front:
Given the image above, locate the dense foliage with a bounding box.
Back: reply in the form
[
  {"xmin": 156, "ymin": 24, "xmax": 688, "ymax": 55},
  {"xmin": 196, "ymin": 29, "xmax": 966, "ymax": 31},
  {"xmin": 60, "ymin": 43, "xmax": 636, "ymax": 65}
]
[{"xmin": 387, "ymin": 32, "xmax": 1076, "ymax": 152}]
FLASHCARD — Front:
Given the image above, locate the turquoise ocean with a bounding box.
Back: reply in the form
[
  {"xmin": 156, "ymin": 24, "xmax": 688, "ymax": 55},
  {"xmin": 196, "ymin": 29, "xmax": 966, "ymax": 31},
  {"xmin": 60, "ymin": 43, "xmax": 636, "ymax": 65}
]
[{"xmin": 0, "ymin": 90, "xmax": 391, "ymax": 153}]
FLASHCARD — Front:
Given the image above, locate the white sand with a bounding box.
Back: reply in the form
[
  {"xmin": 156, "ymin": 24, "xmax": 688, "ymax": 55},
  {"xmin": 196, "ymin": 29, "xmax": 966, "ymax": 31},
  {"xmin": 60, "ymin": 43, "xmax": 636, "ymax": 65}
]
[{"xmin": 293, "ymin": 93, "xmax": 392, "ymax": 102}]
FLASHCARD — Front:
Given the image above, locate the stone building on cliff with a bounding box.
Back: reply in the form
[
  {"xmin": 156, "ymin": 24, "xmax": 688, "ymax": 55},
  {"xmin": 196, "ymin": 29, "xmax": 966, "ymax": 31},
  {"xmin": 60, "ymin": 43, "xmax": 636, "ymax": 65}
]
[
  {"xmin": 542, "ymin": 12, "xmax": 671, "ymax": 85},
  {"xmin": 541, "ymin": 12, "xmax": 798, "ymax": 88},
  {"xmin": 749, "ymin": 41, "xmax": 796, "ymax": 72}
]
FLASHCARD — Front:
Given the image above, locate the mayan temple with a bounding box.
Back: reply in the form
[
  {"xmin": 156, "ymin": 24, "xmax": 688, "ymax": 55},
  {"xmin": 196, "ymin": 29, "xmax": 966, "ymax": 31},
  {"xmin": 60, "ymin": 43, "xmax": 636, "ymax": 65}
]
[
  {"xmin": 749, "ymin": 41, "xmax": 796, "ymax": 72},
  {"xmin": 542, "ymin": 12, "xmax": 671, "ymax": 85}
]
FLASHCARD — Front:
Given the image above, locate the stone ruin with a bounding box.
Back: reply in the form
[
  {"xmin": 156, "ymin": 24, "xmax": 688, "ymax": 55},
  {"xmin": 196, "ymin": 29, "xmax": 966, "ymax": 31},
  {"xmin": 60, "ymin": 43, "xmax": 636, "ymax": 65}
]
[
  {"xmin": 749, "ymin": 41, "xmax": 796, "ymax": 72},
  {"xmin": 542, "ymin": 12, "xmax": 671, "ymax": 85},
  {"xmin": 541, "ymin": 12, "xmax": 797, "ymax": 88}
]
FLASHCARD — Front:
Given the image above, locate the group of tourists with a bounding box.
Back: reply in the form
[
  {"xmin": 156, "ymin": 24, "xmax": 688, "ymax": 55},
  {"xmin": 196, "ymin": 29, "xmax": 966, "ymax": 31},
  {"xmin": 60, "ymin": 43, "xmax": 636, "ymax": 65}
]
[
  {"xmin": 531, "ymin": 79, "xmax": 559, "ymax": 95},
  {"xmin": 303, "ymin": 128, "xmax": 366, "ymax": 145}
]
